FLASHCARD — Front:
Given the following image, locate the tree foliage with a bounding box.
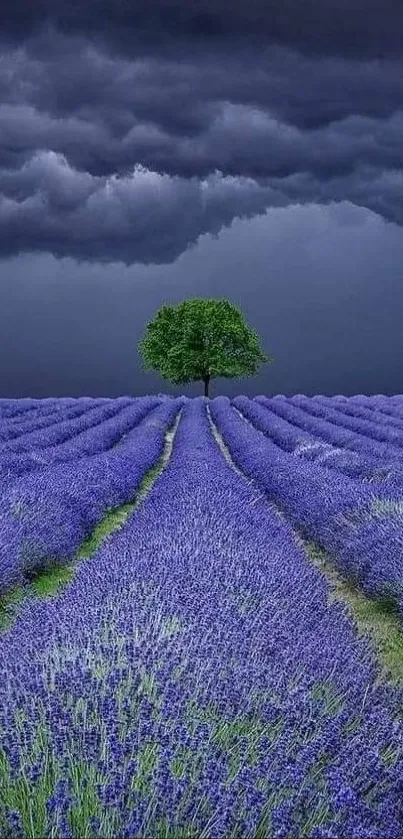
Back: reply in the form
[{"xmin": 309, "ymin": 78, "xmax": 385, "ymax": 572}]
[{"xmin": 138, "ymin": 298, "xmax": 271, "ymax": 396}]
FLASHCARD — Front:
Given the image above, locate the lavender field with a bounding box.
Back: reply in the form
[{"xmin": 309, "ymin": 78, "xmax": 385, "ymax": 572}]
[{"xmin": 1, "ymin": 394, "xmax": 403, "ymax": 839}]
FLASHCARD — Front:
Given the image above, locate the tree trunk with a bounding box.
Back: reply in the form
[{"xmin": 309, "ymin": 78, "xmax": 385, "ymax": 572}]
[{"xmin": 203, "ymin": 375, "xmax": 210, "ymax": 398}]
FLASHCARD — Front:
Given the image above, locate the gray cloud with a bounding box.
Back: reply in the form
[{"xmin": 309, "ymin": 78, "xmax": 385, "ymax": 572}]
[
  {"xmin": 0, "ymin": 7, "xmax": 402, "ymax": 264},
  {"xmin": 0, "ymin": 151, "xmax": 289, "ymax": 264},
  {"xmin": 1, "ymin": 0, "xmax": 403, "ymax": 60}
]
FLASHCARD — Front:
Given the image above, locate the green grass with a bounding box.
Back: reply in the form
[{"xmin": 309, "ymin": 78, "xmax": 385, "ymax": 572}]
[
  {"xmin": 77, "ymin": 503, "xmax": 135, "ymax": 560},
  {"xmin": 0, "ymin": 586, "xmax": 26, "ymax": 630},
  {"xmin": 30, "ymin": 563, "xmax": 76, "ymax": 598},
  {"xmin": 304, "ymin": 540, "xmax": 403, "ymax": 686},
  {"xmin": 0, "ymin": 410, "xmax": 182, "ymax": 632},
  {"xmin": 77, "ymin": 460, "xmax": 164, "ymax": 561},
  {"xmin": 208, "ymin": 410, "xmax": 403, "ymax": 688}
]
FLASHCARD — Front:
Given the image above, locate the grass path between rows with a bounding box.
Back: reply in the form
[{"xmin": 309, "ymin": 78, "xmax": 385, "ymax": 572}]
[
  {"xmin": 2, "ymin": 400, "xmax": 403, "ymax": 688},
  {"xmin": 207, "ymin": 405, "xmax": 403, "ymax": 687},
  {"xmin": 0, "ymin": 409, "xmax": 183, "ymax": 632}
]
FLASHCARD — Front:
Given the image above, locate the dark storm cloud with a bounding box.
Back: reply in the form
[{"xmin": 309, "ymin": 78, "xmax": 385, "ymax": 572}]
[
  {"xmin": 1, "ymin": 0, "xmax": 403, "ymax": 60},
  {"xmin": 0, "ymin": 3, "xmax": 403, "ymax": 264},
  {"xmin": 3, "ymin": 34, "xmax": 403, "ymax": 146},
  {"xmin": 0, "ymin": 152, "xmax": 291, "ymax": 264}
]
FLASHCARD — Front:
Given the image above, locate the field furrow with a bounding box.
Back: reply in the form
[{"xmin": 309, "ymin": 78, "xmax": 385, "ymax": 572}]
[
  {"xmin": 210, "ymin": 396, "xmax": 403, "ymax": 620},
  {"xmin": 256, "ymin": 396, "xmax": 403, "ymax": 463},
  {"xmin": 234, "ymin": 396, "xmax": 403, "ymax": 486},
  {"xmin": 272, "ymin": 396, "xmax": 403, "ymax": 459},
  {"xmin": 0, "ymin": 397, "xmax": 164, "ymax": 490},
  {"xmin": 1, "ymin": 395, "xmax": 403, "ymax": 839},
  {"xmin": 0, "ymin": 398, "xmax": 183, "ymax": 594},
  {"xmin": 209, "ymin": 404, "xmax": 403, "ymax": 687}
]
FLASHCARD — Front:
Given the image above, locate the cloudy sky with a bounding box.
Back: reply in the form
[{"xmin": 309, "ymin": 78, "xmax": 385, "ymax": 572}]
[{"xmin": 1, "ymin": 0, "xmax": 403, "ymax": 397}]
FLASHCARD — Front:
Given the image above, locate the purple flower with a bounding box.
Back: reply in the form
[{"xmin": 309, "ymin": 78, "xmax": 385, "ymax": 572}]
[{"xmin": 1, "ymin": 396, "xmax": 403, "ymax": 838}]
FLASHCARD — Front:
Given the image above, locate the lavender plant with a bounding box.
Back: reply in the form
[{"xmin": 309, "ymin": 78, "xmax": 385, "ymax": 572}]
[
  {"xmin": 257, "ymin": 396, "xmax": 403, "ymax": 463},
  {"xmin": 0, "ymin": 398, "xmax": 403, "ymax": 838},
  {"xmin": 0, "ymin": 398, "xmax": 182, "ymax": 592},
  {"xmin": 210, "ymin": 397, "xmax": 403, "ymax": 617},
  {"xmin": 287, "ymin": 395, "xmax": 403, "ymax": 452},
  {"xmin": 0, "ymin": 397, "xmax": 95, "ymax": 422},
  {"xmin": 0, "ymin": 399, "xmax": 134, "ymax": 453},
  {"xmin": 324, "ymin": 396, "xmax": 403, "ymax": 430},
  {"xmin": 0, "ymin": 402, "xmax": 97, "ymax": 442},
  {"xmin": 233, "ymin": 396, "xmax": 403, "ymax": 484},
  {"xmin": 0, "ymin": 397, "xmax": 163, "ymax": 491}
]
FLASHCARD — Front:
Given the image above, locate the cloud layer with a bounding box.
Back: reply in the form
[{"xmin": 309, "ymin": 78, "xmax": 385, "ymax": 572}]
[
  {"xmin": 0, "ymin": 4, "xmax": 402, "ymax": 264},
  {"xmin": 2, "ymin": 0, "xmax": 402, "ymax": 59}
]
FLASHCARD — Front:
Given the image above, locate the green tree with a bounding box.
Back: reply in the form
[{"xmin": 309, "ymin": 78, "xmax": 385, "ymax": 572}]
[{"xmin": 139, "ymin": 298, "xmax": 271, "ymax": 397}]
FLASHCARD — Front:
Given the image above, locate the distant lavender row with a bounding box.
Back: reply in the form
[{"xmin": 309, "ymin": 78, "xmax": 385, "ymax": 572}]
[
  {"xmin": 0, "ymin": 401, "xmax": 145, "ymax": 484},
  {"xmin": 294, "ymin": 395, "xmax": 403, "ymax": 452},
  {"xmin": 0, "ymin": 402, "xmax": 114, "ymax": 451},
  {"xmin": 211, "ymin": 397, "xmax": 403, "ymax": 616},
  {"xmin": 0, "ymin": 398, "xmax": 163, "ymax": 489},
  {"xmin": 349, "ymin": 395, "xmax": 403, "ymax": 422},
  {"xmin": 0, "ymin": 403, "xmax": 76, "ymax": 427},
  {"xmin": 0, "ymin": 397, "xmax": 95, "ymax": 421},
  {"xmin": 0, "ymin": 398, "xmax": 136, "ymax": 454},
  {"xmin": 0, "ymin": 400, "xmax": 112, "ymax": 442},
  {"xmin": 339, "ymin": 397, "xmax": 403, "ymax": 426},
  {"xmin": 1, "ymin": 397, "xmax": 402, "ymax": 838},
  {"xmin": 287, "ymin": 395, "xmax": 403, "ymax": 452},
  {"xmin": 0, "ymin": 398, "xmax": 183, "ymax": 593},
  {"xmin": 308, "ymin": 395, "xmax": 403, "ymax": 434},
  {"xmin": 257, "ymin": 396, "xmax": 403, "ymax": 464},
  {"xmin": 234, "ymin": 396, "xmax": 403, "ymax": 485},
  {"xmin": 0, "ymin": 398, "xmax": 64, "ymax": 420}
]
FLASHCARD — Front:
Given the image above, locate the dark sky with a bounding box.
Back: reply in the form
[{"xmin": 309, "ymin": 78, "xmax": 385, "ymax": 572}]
[{"xmin": 1, "ymin": 1, "xmax": 403, "ymax": 397}]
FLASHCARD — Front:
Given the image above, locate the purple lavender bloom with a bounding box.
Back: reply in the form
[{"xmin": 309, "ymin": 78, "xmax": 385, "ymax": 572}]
[
  {"xmin": 0, "ymin": 397, "xmax": 403, "ymax": 838},
  {"xmin": 0, "ymin": 397, "xmax": 183, "ymax": 592},
  {"xmin": 234, "ymin": 395, "xmax": 403, "ymax": 484},
  {"xmin": 0, "ymin": 397, "xmax": 163, "ymax": 489},
  {"xmin": 5, "ymin": 809, "xmax": 24, "ymax": 837},
  {"xmin": 211, "ymin": 396, "xmax": 403, "ymax": 620}
]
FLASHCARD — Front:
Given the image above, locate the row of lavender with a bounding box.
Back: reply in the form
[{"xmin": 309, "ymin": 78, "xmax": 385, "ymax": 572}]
[
  {"xmin": 0, "ymin": 397, "xmax": 184, "ymax": 593},
  {"xmin": 210, "ymin": 397, "xmax": 403, "ymax": 615},
  {"xmin": 233, "ymin": 396, "xmax": 403, "ymax": 484},
  {"xmin": 0, "ymin": 397, "xmax": 169, "ymax": 453},
  {"xmin": 282, "ymin": 395, "xmax": 403, "ymax": 456},
  {"xmin": 4, "ymin": 394, "xmax": 403, "ymax": 474},
  {"xmin": 1, "ymin": 397, "xmax": 403, "ymax": 838},
  {"xmin": 0, "ymin": 398, "xmax": 160, "ymax": 454},
  {"xmin": 0, "ymin": 399, "xmax": 162, "ymax": 488},
  {"xmin": 0, "ymin": 398, "xmax": 119, "ymax": 449},
  {"xmin": 314, "ymin": 395, "xmax": 403, "ymax": 425},
  {"xmin": 288, "ymin": 395, "xmax": 403, "ymax": 426},
  {"xmin": 0, "ymin": 397, "xmax": 86, "ymax": 418},
  {"xmin": 2, "ymin": 393, "xmax": 403, "ymax": 601},
  {"xmin": 2, "ymin": 394, "xmax": 403, "ymax": 468},
  {"xmin": 277, "ymin": 395, "xmax": 403, "ymax": 450},
  {"xmin": 0, "ymin": 398, "xmax": 113, "ymax": 429}
]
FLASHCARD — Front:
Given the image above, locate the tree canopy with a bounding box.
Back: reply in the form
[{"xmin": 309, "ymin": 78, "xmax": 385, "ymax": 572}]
[{"xmin": 139, "ymin": 298, "xmax": 271, "ymax": 396}]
